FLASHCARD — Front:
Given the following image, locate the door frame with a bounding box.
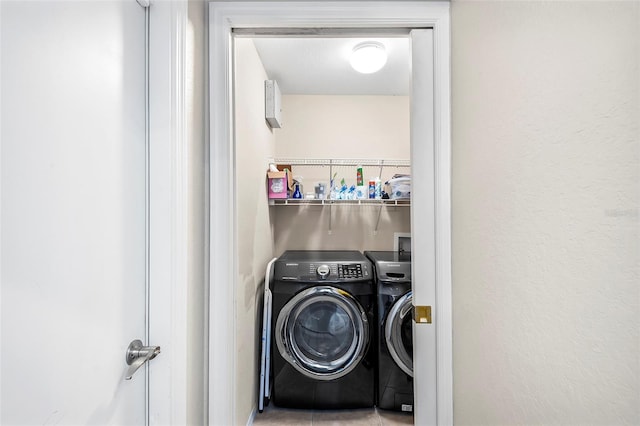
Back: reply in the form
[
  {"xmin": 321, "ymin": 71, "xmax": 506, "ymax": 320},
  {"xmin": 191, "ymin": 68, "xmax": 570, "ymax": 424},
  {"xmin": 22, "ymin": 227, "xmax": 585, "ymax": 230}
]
[
  {"xmin": 148, "ymin": 1, "xmax": 191, "ymax": 424},
  {"xmin": 208, "ymin": 2, "xmax": 452, "ymax": 425}
]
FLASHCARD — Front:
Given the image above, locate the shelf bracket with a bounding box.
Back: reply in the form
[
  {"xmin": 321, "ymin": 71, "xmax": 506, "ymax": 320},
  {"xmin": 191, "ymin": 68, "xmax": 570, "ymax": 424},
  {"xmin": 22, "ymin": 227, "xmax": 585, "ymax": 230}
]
[
  {"xmin": 328, "ymin": 203, "xmax": 333, "ymax": 235},
  {"xmin": 373, "ymin": 204, "xmax": 383, "ymax": 235},
  {"xmin": 378, "ymin": 159, "xmax": 385, "ymax": 182}
]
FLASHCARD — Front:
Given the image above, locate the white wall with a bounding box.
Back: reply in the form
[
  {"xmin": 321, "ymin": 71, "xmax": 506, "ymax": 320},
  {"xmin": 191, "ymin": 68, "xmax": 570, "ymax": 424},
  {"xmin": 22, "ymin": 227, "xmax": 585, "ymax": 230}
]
[
  {"xmin": 451, "ymin": 1, "xmax": 640, "ymax": 424},
  {"xmin": 275, "ymin": 95, "xmax": 410, "ymax": 159},
  {"xmin": 234, "ymin": 38, "xmax": 277, "ymax": 424},
  {"xmin": 273, "ymin": 95, "xmax": 411, "ymax": 254}
]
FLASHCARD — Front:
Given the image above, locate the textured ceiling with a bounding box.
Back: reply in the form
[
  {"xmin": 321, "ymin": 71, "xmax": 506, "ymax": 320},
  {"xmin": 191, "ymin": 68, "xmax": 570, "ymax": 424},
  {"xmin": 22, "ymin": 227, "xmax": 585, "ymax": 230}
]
[{"xmin": 251, "ymin": 37, "xmax": 410, "ymax": 96}]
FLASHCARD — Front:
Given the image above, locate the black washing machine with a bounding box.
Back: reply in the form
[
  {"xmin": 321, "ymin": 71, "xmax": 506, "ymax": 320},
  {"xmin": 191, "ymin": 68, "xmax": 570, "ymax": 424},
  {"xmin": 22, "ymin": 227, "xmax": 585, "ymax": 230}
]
[
  {"xmin": 271, "ymin": 250, "xmax": 375, "ymax": 409},
  {"xmin": 365, "ymin": 251, "xmax": 414, "ymax": 412}
]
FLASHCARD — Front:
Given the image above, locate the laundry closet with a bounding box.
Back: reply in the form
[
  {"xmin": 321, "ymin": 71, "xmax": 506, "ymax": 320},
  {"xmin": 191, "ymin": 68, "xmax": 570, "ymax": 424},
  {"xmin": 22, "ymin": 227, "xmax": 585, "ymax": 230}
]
[{"xmin": 233, "ymin": 35, "xmax": 412, "ymax": 421}]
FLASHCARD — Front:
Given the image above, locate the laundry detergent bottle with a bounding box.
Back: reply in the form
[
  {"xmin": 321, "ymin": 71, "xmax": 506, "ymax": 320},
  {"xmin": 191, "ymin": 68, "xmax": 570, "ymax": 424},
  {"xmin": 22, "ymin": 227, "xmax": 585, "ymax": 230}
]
[{"xmin": 292, "ymin": 183, "xmax": 302, "ymax": 199}]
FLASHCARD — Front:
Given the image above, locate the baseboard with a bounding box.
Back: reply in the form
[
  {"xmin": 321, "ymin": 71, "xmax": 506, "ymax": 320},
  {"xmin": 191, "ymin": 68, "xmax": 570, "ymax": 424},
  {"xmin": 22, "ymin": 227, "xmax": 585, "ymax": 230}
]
[{"xmin": 246, "ymin": 406, "xmax": 257, "ymax": 426}]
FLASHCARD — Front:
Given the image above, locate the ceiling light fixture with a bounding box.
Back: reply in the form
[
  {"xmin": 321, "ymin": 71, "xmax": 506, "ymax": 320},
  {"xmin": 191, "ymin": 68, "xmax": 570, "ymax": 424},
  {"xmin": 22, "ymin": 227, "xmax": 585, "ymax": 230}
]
[{"xmin": 350, "ymin": 42, "xmax": 387, "ymax": 74}]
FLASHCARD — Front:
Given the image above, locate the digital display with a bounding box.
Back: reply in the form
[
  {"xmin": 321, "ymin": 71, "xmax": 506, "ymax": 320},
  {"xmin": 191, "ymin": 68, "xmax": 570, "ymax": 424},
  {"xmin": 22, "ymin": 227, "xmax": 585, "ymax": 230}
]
[{"xmin": 338, "ymin": 263, "xmax": 363, "ymax": 279}]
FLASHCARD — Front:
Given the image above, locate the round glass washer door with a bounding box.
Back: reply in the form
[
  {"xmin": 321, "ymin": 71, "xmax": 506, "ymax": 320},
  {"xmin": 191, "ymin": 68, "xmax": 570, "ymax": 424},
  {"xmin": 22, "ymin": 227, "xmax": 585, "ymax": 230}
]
[
  {"xmin": 385, "ymin": 291, "xmax": 414, "ymax": 377},
  {"xmin": 275, "ymin": 286, "xmax": 369, "ymax": 381}
]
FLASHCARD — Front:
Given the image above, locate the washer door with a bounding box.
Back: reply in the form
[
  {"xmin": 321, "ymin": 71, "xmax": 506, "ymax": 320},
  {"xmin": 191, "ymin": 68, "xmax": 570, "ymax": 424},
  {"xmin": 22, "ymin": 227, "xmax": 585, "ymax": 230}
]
[
  {"xmin": 385, "ymin": 291, "xmax": 414, "ymax": 377},
  {"xmin": 275, "ymin": 286, "xmax": 369, "ymax": 381}
]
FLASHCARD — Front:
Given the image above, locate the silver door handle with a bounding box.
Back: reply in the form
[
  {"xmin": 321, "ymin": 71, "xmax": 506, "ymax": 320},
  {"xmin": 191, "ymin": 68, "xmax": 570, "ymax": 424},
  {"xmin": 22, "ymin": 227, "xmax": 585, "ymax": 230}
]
[{"xmin": 125, "ymin": 339, "xmax": 160, "ymax": 380}]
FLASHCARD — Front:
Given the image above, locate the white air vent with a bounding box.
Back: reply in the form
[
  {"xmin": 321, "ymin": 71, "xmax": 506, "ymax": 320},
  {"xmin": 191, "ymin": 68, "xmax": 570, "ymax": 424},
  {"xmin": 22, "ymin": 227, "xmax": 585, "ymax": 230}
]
[{"xmin": 265, "ymin": 80, "xmax": 282, "ymax": 128}]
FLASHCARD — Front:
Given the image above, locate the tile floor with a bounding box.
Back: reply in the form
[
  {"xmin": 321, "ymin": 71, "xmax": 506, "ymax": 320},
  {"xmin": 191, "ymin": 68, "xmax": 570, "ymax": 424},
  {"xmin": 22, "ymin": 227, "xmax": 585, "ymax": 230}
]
[{"xmin": 252, "ymin": 405, "xmax": 414, "ymax": 425}]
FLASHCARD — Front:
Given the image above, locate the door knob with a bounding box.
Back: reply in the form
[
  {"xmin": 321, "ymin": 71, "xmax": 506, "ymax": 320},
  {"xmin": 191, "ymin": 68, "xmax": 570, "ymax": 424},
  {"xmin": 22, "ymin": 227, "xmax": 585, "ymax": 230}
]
[{"xmin": 125, "ymin": 339, "xmax": 160, "ymax": 380}]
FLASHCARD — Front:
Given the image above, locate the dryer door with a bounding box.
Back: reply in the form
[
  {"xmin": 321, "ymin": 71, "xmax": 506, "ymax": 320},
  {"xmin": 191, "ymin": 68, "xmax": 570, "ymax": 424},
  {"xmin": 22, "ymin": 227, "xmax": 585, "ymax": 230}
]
[
  {"xmin": 275, "ymin": 286, "xmax": 369, "ymax": 381},
  {"xmin": 385, "ymin": 291, "xmax": 414, "ymax": 377}
]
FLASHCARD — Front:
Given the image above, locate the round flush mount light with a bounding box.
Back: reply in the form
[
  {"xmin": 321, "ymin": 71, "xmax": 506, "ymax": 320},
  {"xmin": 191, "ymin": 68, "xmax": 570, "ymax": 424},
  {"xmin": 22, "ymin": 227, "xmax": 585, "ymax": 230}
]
[{"xmin": 350, "ymin": 42, "xmax": 387, "ymax": 74}]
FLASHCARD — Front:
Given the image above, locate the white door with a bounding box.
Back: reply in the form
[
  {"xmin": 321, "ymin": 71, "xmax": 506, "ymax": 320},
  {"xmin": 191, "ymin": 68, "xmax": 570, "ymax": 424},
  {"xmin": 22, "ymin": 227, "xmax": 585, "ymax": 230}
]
[
  {"xmin": 1, "ymin": 1, "xmax": 149, "ymax": 424},
  {"xmin": 410, "ymin": 29, "xmax": 438, "ymax": 426}
]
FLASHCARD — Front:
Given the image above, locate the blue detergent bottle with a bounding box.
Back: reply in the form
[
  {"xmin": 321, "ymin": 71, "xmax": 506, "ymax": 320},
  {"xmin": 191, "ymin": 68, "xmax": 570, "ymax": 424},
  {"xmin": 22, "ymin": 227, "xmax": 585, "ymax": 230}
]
[{"xmin": 292, "ymin": 183, "xmax": 302, "ymax": 199}]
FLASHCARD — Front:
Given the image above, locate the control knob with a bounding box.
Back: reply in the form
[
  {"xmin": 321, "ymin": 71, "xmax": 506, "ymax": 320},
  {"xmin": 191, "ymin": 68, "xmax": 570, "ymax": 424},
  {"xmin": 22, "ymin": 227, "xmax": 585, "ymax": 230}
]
[{"xmin": 316, "ymin": 264, "xmax": 330, "ymax": 279}]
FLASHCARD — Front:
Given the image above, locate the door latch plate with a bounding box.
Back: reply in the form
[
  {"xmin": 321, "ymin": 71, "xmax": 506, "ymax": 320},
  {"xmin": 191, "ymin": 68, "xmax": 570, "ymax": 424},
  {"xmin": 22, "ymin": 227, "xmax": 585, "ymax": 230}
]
[{"xmin": 413, "ymin": 305, "xmax": 432, "ymax": 324}]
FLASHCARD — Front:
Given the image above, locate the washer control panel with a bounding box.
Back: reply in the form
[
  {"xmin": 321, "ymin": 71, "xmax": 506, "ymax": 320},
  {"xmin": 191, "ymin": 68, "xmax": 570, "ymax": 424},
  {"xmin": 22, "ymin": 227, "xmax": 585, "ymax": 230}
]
[
  {"xmin": 275, "ymin": 252, "xmax": 373, "ymax": 282},
  {"xmin": 300, "ymin": 262, "xmax": 369, "ymax": 281}
]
